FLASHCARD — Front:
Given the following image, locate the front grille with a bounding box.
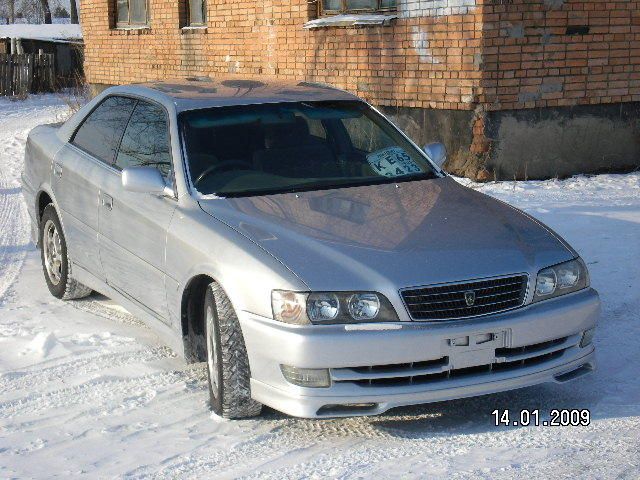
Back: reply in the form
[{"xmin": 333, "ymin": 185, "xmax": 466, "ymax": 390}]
[
  {"xmin": 401, "ymin": 275, "xmax": 528, "ymax": 320},
  {"xmin": 332, "ymin": 336, "xmax": 573, "ymax": 388}
]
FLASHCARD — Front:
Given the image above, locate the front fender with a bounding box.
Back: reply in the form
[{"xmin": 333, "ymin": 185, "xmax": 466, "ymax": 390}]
[{"xmin": 166, "ymin": 203, "xmax": 307, "ymax": 330}]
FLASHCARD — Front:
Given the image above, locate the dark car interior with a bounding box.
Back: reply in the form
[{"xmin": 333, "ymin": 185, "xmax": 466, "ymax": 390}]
[{"xmin": 180, "ymin": 101, "xmax": 434, "ymax": 196}]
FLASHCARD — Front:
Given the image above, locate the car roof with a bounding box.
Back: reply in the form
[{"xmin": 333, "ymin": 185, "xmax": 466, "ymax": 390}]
[{"xmin": 106, "ymin": 77, "xmax": 361, "ymax": 112}]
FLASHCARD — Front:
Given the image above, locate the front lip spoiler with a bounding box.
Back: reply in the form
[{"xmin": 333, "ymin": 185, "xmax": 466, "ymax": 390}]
[
  {"xmin": 553, "ymin": 362, "xmax": 594, "ymax": 383},
  {"xmin": 249, "ymin": 348, "xmax": 596, "ymax": 419}
]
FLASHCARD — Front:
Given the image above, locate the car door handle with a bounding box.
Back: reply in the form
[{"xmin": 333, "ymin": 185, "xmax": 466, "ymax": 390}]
[
  {"xmin": 53, "ymin": 161, "xmax": 63, "ymax": 178},
  {"xmin": 101, "ymin": 192, "xmax": 113, "ymax": 210}
]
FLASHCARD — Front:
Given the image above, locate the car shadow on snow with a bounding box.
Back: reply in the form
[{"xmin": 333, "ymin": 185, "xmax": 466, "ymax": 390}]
[
  {"xmin": 0, "ymin": 186, "xmax": 22, "ymax": 196},
  {"xmin": 369, "ymin": 383, "xmax": 600, "ymax": 436}
]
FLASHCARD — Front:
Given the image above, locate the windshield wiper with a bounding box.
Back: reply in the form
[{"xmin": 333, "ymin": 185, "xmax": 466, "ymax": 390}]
[{"xmin": 218, "ymin": 172, "xmax": 438, "ymax": 198}]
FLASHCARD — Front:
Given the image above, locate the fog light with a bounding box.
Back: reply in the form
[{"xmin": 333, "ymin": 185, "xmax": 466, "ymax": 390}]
[
  {"xmin": 280, "ymin": 365, "xmax": 330, "ymax": 388},
  {"xmin": 580, "ymin": 328, "xmax": 596, "ymax": 347}
]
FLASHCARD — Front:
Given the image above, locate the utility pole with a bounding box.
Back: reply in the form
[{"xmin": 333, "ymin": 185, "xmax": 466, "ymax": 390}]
[
  {"xmin": 70, "ymin": 0, "xmax": 78, "ymax": 24},
  {"xmin": 39, "ymin": 0, "xmax": 52, "ymax": 23},
  {"xmin": 9, "ymin": 0, "xmax": 15, "ymax": 23}
]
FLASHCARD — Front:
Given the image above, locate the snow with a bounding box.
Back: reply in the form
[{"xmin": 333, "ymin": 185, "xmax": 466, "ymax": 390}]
[
  {"xmin": 0, "ymin": 94, "xmax": 639, "ymax": 478},
  {"xmin": 304, "ymin": 14, "xmax": 398, "ymax": 29},
  {"xmin": 0, "ymin": 24, "xmax": 82, "ymax": 41}
]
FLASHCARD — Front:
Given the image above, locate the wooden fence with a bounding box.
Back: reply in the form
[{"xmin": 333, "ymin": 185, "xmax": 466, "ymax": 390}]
[{"xmin": 0, "ymin": 53, "xmax": 55, "ymax": 97}]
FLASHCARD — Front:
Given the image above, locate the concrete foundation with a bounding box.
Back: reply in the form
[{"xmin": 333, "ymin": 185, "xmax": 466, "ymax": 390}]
[
  {"xmin": 483, "ymin": 102, "xmax": 640, "ymax": 180},
  {"xmin": 384, "ymin": 102, "xmax": 640, "ymax": 181}
]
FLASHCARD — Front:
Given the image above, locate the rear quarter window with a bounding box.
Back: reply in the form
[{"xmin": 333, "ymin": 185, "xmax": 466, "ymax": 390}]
[{"xmin": 72, "ymin": 96, "xmax": 137, "ymax": 164}]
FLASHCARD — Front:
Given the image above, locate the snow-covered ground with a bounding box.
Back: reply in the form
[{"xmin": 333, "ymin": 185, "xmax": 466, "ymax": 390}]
[
  {"xmin": 0, "ymin": 24, "xmax": 82, "ymax": 41},
  {"xmin": 0, "ymin": 95, "xmax": 639, "ymax": 479}
]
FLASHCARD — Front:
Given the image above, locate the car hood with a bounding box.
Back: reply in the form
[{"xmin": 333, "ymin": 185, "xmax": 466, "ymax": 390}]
[{"xmin": 198, "ymin": 177, "xmax": 574, "ymax": 291}]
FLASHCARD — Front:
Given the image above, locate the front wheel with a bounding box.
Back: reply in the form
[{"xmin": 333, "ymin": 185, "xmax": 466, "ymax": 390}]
[
  {"xmin": 39, "ymin": 204, "xmax": 92, "ymax": 300},
  {"xmin": 204, "ymin": 282, "xmax": 262, "ymax": 419}
]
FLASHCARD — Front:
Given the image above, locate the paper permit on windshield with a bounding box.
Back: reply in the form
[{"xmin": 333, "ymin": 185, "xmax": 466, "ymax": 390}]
[{"xmin": 366, "ymin": 146, "xmax": 422, "ymax": 177}]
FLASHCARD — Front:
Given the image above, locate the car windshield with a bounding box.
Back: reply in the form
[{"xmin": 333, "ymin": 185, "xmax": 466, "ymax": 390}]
[{"xmin": 180, "ymin": 101, "xmax": 439, "ymax": 197}]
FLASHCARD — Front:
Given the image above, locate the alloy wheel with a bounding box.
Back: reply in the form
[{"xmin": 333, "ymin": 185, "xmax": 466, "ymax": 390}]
[{"xmin": 43, "ymin": 219, "xmax": 63, "ymax": 285}]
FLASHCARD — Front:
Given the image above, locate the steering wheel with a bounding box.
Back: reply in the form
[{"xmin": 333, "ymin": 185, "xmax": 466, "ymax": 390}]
[{"xmin": 194, "ymin": 160, "xmax": 253, "ymax": 186}]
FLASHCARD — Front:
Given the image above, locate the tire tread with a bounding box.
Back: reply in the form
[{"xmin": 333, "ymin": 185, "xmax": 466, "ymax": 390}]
[{"xmin": 209, "ymin": 283, "xmax": 261, "ymax": 419}]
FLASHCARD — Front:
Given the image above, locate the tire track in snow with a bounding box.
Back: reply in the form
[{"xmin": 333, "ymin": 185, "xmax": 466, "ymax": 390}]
[
  {"xmin": 0, "ymin": 165, "xmax": 30, "ymax": 306},
  {"xmin": 0, "ymin": 97, "xmax": 69, "ymax": 305},
  {"xmin": 0, "ymin": 364, "xmax": 205, "ymax": 421},
  {"xmin": 70, "ymin": 295, "xmax": 149, "ymax": 329},
  {"xmin": 0, "ymin": 344, "xmax": 174, "ymax": 394}
]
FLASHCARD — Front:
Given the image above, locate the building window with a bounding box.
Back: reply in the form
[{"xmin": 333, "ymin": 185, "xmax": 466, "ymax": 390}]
[
  {"xmin": 188, "ymin": 0, "xmax": 206, "ymax": 26},
  {"xmin": 117, "ymin": 0, "xmax": 148, "ymax": 27},
  {"xmin": 320, "ymin": 0, "xmax": 396, "ymax": 15}
]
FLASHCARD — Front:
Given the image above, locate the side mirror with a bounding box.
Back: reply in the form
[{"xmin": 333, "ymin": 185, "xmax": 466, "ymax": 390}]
[
  {"xmin": 122, "ymin": 167, "xmax": 172, "ymax": 196},
  {"xmin": 423, "ymin": 142, "xmax": 447, "ymax": 169}
]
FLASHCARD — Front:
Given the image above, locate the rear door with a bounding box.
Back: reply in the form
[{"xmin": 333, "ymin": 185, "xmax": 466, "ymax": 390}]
[
  {"xmin": 53, "ymin": 96, "xmax": 137, "ymax": 279},
  {"xmin": 97, "ymin": 99, "xmax": 177, "ymax": 321}
]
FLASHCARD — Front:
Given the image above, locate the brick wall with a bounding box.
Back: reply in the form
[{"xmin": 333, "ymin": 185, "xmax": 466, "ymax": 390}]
[
  {"xmin": 478, "ymin": 0, "xmax": 640, "ymax": 111},
  {"xmin": 80, "ymin": 0, "xmax": 483, "ymax": 110},
  {"xmin": 81, "ymin": 1, "xmax": 640, "ymax": 112}
]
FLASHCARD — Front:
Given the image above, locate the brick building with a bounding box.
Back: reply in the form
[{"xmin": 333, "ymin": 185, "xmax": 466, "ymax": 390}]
[{"xmin": 80, "ymin": 0, "xmax": 640, "ymax": 180}]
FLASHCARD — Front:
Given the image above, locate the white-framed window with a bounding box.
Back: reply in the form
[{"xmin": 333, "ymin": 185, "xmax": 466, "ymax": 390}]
[
  {"xmin": 116, "ymin": 0, "xmax": 148, "ymax": 27},
  {"xmin": 188, "ymin": 0, "xmax": 206, "ymax": 26},
  {"xmin": 320, "ymin": 0, "xmax": 396, "ymax": 15}
]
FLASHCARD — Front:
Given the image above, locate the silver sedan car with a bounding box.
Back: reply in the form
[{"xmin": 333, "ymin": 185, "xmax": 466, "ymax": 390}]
[{"xmin": 21, "ymin": 78, "xmax": 599, "ymax": 419}]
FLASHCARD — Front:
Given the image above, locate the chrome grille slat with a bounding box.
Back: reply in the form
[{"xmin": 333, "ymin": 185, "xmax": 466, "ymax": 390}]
[
  {"xmin": 401, "ymin": 275, "xmax": 528, "ymax": 320},
  {"xmin": 402, "ymin": 281, "xmax": 525, "ymax": 300}
]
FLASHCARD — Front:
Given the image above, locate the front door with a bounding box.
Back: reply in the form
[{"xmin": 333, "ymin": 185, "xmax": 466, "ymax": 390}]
[
  {"xmin": 97, "ymin": 99, "xmax": 177, "ymax": 321},
  {"xmin": 54, "ymin": 95, "xmax": 138, "ymax": 280}
]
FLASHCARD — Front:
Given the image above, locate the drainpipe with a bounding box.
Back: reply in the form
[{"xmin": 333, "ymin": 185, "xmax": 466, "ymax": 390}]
[
  {"xmin": 16, "ymin": 38, "xmax": 24, "ymax": 54},
  {"xmin": 10, "ymin": 37, "xmax": 16, "ymax": 54}
]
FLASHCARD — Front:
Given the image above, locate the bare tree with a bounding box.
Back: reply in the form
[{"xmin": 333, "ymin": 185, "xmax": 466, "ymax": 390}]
[{"xmin": 0, "ymin": 0, "xmax": 16, "ymax": 23}]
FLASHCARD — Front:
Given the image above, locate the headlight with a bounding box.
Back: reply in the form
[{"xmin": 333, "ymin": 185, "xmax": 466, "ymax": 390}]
[
  {"xmin": 272, "ymin": 290, "xmax": 399, "ymax": 325},
  {"xmin": 535, "ymin": 268, "xmax": 557, "ymax": 296},
  {"xmin": 533, "ymin": 258, "xmax": 589, "ymax": 302},
  {"xmin": 348, "ymin": 293, "xmax": 380, "ymax": 321},
  {"xmin": 307, "ymin": 293, "xmax": 340, "ymax": 322}
]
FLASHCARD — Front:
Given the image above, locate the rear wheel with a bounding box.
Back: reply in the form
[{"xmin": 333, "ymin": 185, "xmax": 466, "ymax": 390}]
[
  {"xmin": 39, "ymin": 205, "xmax": 92, "ymax": 300},
  {"xmin": 204, "ymin": 282, "xmax": 262, "ymax": 419}
]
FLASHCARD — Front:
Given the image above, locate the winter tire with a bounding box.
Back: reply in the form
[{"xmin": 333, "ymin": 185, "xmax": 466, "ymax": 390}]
[
  {"xmin": 204, "ymin": 282, "xmax": 262, "ymax": 419},
  {"xmin": 39, "ymin": 204, "xmax": 92, "ymax": 300}
]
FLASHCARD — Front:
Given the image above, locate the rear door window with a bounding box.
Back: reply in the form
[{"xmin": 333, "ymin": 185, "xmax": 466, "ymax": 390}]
[
  {"xmin": 72, "ymin": 96, "xmax": 137, "ymax": 164},
  {"xmin": 114, "ymin": 100, "xmax": 173, "ymax": 181}
]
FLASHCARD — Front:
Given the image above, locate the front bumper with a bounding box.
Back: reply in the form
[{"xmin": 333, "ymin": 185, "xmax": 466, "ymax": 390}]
[{"xmin": 239, "ymin": 288, "xmax": 600, "ymax": 418}]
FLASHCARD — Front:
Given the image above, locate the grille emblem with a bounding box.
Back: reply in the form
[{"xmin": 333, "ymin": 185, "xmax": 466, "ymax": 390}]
[{"xmin": 464, "ymin": 290, "xmax": 476, "ymax": 306}]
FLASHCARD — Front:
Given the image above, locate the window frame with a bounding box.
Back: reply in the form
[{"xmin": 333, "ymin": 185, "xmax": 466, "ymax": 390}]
[
  {"xmin": 186, "ymin": 0, "xmax": 206, "ymax": 27},
  {"xmin": 70, "ymin": 94, "xmax": 178, "ymax": 198},
  {"xmin": 114, "ymin": 98, "xmax": 175, "ymax": 185},
  {"xmin": 70, "ymin": 95, "xmax": 138, "ymax": 166},
  {"xmin": 319, "ymin": 0, "xmax": 396, "ymax": 16},
  {"xmin": 116, "ymin": 0, "xmax": 150, "ymax": 28}
]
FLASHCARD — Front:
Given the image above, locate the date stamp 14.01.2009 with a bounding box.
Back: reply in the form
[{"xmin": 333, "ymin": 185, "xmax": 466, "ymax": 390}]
[{"xmin": 492, "ymin": 409, "xmax": 591, "ymax": 427}]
